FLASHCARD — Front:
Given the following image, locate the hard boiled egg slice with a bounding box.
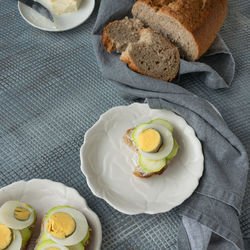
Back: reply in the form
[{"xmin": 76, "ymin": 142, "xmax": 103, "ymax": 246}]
[
  {"xmin": 7, "ymin": 229, "xmax": 22, "ymax": 250},
  {"xmin": 132, "ymin": 123, "xmax": 174, "ymax": 160},
  {"xmin": 0, "ymin": 224, "xmax": 22, "ymax": 250},
  {"xmin": 0, "ymin": 201, "xmax": 35, "ymax": 230},
  {"xmin": 44, "ymin": 206, "xmax": 88, "ymax": 246},
  {"xmin": 35, "ymin": 240, "xmax": 69, "ymax": 250}
]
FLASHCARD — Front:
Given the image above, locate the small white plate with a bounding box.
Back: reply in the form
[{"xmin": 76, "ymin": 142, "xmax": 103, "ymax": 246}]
[
  {"xmin": 80, "ymin": 103, "xmax": 204, "ymax": 215},
  {"xmin": 0, "ymin": 179, "xmax": 102, "ymax": 250},
  {"xmin": 18, "ymin": 0, "xmax": 95, "ymax": 32}
]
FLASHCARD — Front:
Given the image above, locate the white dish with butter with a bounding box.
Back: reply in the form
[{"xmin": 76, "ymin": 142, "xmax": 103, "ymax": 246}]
[
  {"xmin": 0, "ymin": 179, "xmax": 102, "ymax": 250},
  {"xmin": 80, "ymin": 103, "xmax": 204, "ymax": 215},
  {"xmin": 18, "ymin": 0, "xmax": 95, "ymax": 32}
]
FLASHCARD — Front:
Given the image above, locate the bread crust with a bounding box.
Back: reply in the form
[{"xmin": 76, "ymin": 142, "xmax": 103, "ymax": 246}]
[
  {"xmin": 123, "ymin": 128, "xmax": 174, "ymax": 178},
  {"xmin": 101, "ymin": 22, "xmax": 117, "ymax": 53},
  {"xmin": 132, "ymin": 0, "xmax": 227, "ymax": 60},
  {"xmin": 120, "ymin": 28, "xmax": 180, "ymax": 82}
]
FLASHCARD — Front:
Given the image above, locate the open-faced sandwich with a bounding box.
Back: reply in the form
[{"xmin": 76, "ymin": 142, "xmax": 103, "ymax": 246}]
[
  {"xmin": 0, "ymin": 200, "xmax": 37, "ymax": 250},
  {"xmin": 35, "ymin": 206, "xmax": 91, "ymax": 250},
  {"xmin": 123, "ymin": 118, "xmax": 178, "ymax": 178}
]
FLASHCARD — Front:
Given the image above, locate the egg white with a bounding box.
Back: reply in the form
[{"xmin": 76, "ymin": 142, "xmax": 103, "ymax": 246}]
[
  {"xmin": 6, "ymin": 229, "xmax": 22, "ymax": 250},
  {"xmin": 44, "ymin": 207, "xmax": 88, "ymax": 246},
  {"xmin": 133, "ymin": 123, "xmax": 174, "ymax": 160},
  {"xmin": 0, "ymin": 201, "xmax": 35, "ymax": 230}
]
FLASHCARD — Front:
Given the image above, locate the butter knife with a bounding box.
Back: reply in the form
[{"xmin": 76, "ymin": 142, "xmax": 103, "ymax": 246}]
[{"xmin": 19, "ymin": 0, "xmax": 54, "ymax": 22}]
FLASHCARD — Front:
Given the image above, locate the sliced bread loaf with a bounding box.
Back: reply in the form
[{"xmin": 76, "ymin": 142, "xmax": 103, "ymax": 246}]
[
  {"xmin": 132, "ymin": 0, "xmax": 227, "ymax": 61},
  {"xmin": 120, "ymin": 28, "xmax": 180, "ymax": 82},
  {"xmin": 102, "ymin": 17, "xmax": 144, "ymax": 53}
]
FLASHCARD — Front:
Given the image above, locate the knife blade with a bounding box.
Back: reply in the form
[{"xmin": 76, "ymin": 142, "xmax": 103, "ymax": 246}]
[{"xmin": 19, "ymin": 0, "xmax": 54, "ymax": 22}]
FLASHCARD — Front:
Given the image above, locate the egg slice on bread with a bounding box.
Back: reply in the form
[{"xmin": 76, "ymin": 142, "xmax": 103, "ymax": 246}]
[
  {"xmin": 0, "ymin": 200, "xmax": 37, "ymax": 250},
  {"xmin": 35, "ymin": 206, "xmax": 91, "ymax": 250},
  {"xmin": 123, "ymin": 118, "xmax": 178, "ymax": 178}
]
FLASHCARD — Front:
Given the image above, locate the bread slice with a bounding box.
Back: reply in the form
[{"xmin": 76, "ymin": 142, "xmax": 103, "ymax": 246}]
[
  {"xmin": 123, "ymin": 128, "xmax": 174, "ymax": 178},
  {"xmin": 102, "ymin": 17, "xmax": 144, "ymax": 53},
  {"xmin": 120, "ymin": 28, "xmax": 180, "ymax": 82},
  {"xmin": 132, "ymin": 0, "xmax": 227, "ymax": 61}
]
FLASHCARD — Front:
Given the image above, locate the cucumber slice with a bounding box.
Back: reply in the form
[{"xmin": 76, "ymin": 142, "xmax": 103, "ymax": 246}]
[
  {"xmin": 20, "ymin": 228, "xmax": 31, "ymax": 247},
  {"xmin": 139, "ymin": 154, "xmax": 166, "ymax": 173},
  {"xmin": 166, "ymin": 139, "xmax": 178, "ymax": 160},
  {"xmin": 68, "ymin": 242, "xmax": 85, "ymax": 250},
  {"xmin": 150, "ymin": 119, "xmax": 173, "ymax": 133}
]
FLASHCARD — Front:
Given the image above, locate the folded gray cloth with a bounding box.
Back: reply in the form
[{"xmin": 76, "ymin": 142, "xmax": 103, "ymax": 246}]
[
  {"xmin": 92, "ymin": 0, "xmax": 235, "ymax": 89},
  {"xmin": 92, "ymin": 1, "xmax": 249, "ymax": 249},
  {"xmin": 116, "ymin": 84, "xmax": 248, "ymax": 250}
]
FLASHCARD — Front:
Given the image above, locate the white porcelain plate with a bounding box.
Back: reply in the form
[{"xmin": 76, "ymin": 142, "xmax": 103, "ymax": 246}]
[
  {"xmin": 18, "ymin": 0, "xmax": 95, "ymax": 32},
  {"xmin": 0, "ymin": 179, "xmax": 102, "ymax": 249},
  {"xmin": 80, "ymin": 103, "xmax": 204, "ymax": 215}
]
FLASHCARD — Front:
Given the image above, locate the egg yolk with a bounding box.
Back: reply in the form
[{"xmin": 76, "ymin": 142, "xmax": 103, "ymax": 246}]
[
  {"xmin": 0, "ymin": 224, "xmax": 12, "ymax": 249},
  {"xmin": 46, "ymin": 248, "xmax": 60, "ymax": 250},
  {"xmin": 138, "ymin": 129, "xmax": 162, "ymax": 153},
  {"xmin": 46, "ymin": 212, "xmax": 76, "ymax": 239},
  {"xmin": 14, "ymin": 206, "xmax": 31, "ymax": 221}
]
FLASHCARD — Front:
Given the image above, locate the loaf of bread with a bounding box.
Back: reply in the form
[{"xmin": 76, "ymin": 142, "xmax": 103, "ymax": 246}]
[
  {"xmin": 120, "ymin": 28, "xmax": 180, "ymax": 82},
  {"xmin": 132, "ymin": 0, "xmax": 227, "ymax": 61}
]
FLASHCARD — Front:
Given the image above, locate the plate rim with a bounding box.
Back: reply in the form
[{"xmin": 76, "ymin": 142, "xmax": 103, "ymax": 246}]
[
  {"xmin": 0, "ymin": 178, "xmax": 102, "ymax": 249},
  {"xmin": 80, "ymin": 103, "xmax": 204, "ymax": 215},
  {"xmin": 17, "ymin": 0, "xmax": 95, "ymax": 32}
]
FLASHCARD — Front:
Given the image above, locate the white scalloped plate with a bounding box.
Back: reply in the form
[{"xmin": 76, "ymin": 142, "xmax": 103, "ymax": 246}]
[
  {"xmin": 0, "ymin": 179, "xmax": 102, "ymax": 249},
  {"xmin": 18, "ymin": 0, "xmax": 95, "ymax": 32},
  {"xmin": 80, "ymin": 103, "xmax": 204, "ymax": 215}
]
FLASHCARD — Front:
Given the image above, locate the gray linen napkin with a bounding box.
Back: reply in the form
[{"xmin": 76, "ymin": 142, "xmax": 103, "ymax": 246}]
[
  {"xmin": 92, "ymin": 1, "xmax": 249, "ymax": 249},
  {"xmin": 92, "ymin": 0, "xmax": 235, "ymax": 89},
  {"xmin": 116, "ymin": 83, "xmax": 249, "ymax": 250}
]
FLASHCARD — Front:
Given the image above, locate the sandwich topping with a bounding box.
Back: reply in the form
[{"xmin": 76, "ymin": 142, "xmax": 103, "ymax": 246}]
[
  {"xmin": 137, "ymin": 128, "xmax": 162, "ymax": 153},
  {"xmin": 131, "ymin": 118, "xmax": 178, "ymax": 174},
  {"xmin": 42, "ymin": 206, "xmax": 89, "ymax": 247},
  {"xmin": 14, "ymin": 206, "xmax": 31, "ymax": 221},
  {"xmin": 46, "ymin": 212, "xmax": 76, "ymax": 239},
  {"xmin": 0, "ymin": 224, "xmax": 12, "ymax": 249}
]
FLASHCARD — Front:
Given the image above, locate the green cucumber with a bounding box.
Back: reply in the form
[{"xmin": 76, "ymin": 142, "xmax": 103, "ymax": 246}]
[
  {"xmin": 166, "ymin": 139, "xmax": 178, "ymax": 160},
  {"xmin": 139, "ymin": 154, "xmax": 166, "ymax": 173},
  {"xmin": 150, "ymin": 118, "xmax": 173, "ymax": 133},
  {"xmin": 20, "ymin": 228, "xmax": 31, "ymax": 247},
  {"xmin": 68, "ymin": 242, "xmax": 85, "ymax": 250}
]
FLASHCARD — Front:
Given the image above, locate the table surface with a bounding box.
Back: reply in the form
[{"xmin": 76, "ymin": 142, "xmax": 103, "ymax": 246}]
[{"xmin": 0, "ymin": 0, "xmax": 249, "ymax": 249}]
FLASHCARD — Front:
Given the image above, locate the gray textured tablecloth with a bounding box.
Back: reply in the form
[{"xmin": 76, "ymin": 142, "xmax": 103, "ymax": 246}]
[{"xmin": 0, "ymin": 0, "xmax": 249, "ymax": 249}]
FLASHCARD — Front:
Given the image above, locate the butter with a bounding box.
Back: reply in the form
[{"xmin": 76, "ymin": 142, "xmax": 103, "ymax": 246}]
[
  {"xmin": 49, "ymin": 0, "xmax": 82, "ymax": 15},
  {"xmin": 46, "ymin": 212, "xmax": 76, "ymax": 239},
  {"xmin": 138, "ymin": 129, "xmax": 162, "ymax": 153}
]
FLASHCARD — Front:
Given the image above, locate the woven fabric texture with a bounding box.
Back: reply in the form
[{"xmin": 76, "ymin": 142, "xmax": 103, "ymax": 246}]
[{"xmin": 0, "ymin": 0, "xmax": 249, "ymax": 249}]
